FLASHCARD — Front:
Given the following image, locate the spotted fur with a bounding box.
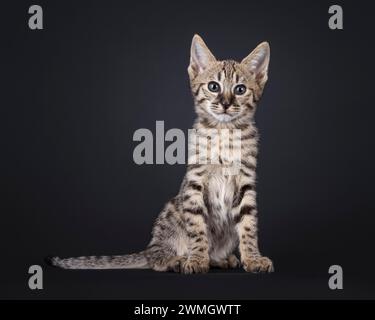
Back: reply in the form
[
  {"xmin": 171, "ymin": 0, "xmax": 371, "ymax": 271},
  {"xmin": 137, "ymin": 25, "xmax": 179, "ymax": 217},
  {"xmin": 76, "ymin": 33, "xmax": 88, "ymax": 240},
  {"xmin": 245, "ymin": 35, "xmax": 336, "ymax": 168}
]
[{"xmin": 49, "ymin": 35, "xmax": 273, "ymax": 273}]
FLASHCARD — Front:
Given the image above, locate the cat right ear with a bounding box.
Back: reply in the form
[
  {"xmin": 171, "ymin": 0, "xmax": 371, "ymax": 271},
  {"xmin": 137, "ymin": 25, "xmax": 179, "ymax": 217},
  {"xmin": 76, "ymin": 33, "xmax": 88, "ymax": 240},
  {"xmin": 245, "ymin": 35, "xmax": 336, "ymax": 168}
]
[{"xmin": 188, "ymin": 34, "xmax": 216, "ymax": 79}]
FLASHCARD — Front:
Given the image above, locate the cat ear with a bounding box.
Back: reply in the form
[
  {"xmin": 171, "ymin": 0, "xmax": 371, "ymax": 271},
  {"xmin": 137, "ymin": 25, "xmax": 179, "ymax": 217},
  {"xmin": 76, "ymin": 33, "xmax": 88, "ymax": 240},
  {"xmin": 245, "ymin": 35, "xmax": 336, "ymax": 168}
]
[
  {"xmin": 241, "ymin": 42, "xmax": 270, "ymax": 88},
  {"xmin": 188, "ymin": 34, "xmax": 216, "ymax": 78}
]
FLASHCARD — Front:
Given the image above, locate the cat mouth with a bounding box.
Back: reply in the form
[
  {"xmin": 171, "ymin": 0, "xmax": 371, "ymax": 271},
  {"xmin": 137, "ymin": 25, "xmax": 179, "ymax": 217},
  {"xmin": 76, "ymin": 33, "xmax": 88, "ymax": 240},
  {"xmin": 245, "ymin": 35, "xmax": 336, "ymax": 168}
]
[
  {"xmin": 209, "ymin": 110, "xmax": 235, "ymax": 122},
  {"xmin": 211, "ymin": 108, "xmax": 233, "ymax": 115},
  {"xmin": 207, "ymin": 105, "xmax": 240, "ymax": 122},
  {"xmin": 213, "ymin": 110, "xmax": 232, "ymax": 116},
  {"xmin": 219, "ymin": 109, "xmax": 238, "ymax": 116}
]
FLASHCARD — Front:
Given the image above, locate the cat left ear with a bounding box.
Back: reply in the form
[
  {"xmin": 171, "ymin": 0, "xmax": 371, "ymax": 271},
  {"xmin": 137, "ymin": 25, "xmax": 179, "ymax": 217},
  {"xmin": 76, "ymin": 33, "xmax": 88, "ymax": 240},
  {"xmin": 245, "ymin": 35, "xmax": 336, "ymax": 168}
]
[
  {"xmin": 188, "ymin": 34, "xmax": 216, "ymax": 79},
  {"xmin": 241, "ymin": 42, "xmax": 270, "ymax": 88}
]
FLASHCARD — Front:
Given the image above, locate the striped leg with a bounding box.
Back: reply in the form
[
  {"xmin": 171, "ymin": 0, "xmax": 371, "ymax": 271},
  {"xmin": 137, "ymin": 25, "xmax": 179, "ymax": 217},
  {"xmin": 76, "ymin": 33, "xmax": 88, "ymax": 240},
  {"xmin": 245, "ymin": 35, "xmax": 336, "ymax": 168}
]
[
  {"xmin": 233, "ymin": 180, "xmax": 274, "ymax": 273},
  {"xmin": 180, "ymin": 176, "xmax": 210, "ymax": 274}
]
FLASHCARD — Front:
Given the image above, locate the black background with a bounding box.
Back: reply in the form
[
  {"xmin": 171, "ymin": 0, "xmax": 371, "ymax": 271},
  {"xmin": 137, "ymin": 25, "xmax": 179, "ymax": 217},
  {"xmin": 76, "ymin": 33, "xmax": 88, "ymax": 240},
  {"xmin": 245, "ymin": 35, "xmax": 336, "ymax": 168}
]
[{"xmin": 1, "ymin": 0, "xmax": 375, "ymax": 299}]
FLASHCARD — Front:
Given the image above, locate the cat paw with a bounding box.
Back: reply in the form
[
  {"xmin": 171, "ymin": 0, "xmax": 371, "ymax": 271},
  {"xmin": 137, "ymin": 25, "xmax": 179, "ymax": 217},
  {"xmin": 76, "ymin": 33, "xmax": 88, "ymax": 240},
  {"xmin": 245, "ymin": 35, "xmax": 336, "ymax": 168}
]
[
  {"xmin": 242, "ymin": 256, "xmax": 274, "ymax": 273},
  {"xmin": 167, "ymin": 256, "xmax": 188, "ymax": 273},
  {"xmin": 227, "ymin": 254, "xmax": 240, "ymax": 269},
  {"xmin": 181, "ymin": 258, "xmax": 209, "ymax": 274}
]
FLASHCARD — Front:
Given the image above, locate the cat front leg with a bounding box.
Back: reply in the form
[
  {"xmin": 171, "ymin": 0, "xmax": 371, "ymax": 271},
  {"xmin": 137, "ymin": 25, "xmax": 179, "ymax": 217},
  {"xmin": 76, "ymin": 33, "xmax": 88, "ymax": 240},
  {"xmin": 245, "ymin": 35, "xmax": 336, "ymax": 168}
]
[
  {"xmin": 180, "ymin": 179, "xmax": 210, "ymax": 274},
  {"xmin": 232, "ymin": 183, "xmax": 274, "ymax": 273}
]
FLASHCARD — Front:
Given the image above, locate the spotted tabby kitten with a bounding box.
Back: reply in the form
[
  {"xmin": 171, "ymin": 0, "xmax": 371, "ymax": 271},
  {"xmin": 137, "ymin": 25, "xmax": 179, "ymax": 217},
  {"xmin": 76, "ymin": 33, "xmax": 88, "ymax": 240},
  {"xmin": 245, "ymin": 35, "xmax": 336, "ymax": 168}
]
[{"xmin": 50, "ymin": 35, "xmax": 274, "ymax": 273}]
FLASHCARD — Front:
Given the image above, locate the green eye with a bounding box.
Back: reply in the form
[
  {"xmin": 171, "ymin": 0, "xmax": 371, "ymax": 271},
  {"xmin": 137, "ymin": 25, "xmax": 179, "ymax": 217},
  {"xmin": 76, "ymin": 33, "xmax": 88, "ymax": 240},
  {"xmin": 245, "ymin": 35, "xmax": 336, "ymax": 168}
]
[
  {"xmin": 234, "ymin": 84, "xmax": 247, "ymax": 95},
  {"xmin": 208, "ymin": 81, "xmax": 220, "ymax": 93}
]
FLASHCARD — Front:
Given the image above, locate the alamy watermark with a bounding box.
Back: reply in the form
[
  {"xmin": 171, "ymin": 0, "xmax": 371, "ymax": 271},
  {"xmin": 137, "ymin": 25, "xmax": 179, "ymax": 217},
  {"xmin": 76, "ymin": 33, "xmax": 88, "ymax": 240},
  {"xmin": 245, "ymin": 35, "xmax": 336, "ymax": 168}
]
[
  {"xmin": 28, "ymin": 5, "xmax": 43, "ymax": 30},
  {"xmin": 28, "ymin": 265, "xmax": 43, "ymax": 290},
  {"xmin": 133, "ymin": 121, "xmax": 242, "ymax": 175},
  {"xmin": 328, "ymin": 265, "xmax": 343, "ymax": 290},
  {"xmin": 328, "ymin": 5, "xmax": 343, "ymax": 30},
  {"xmin": 27, "ymin": 4, "xmax": 343, "ymax": 31}
]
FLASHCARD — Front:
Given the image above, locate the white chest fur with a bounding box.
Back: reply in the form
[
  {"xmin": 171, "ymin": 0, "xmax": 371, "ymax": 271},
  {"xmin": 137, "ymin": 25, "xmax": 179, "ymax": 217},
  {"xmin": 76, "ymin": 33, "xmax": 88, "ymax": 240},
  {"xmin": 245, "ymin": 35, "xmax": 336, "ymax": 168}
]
[
  {"xmin": 207, "ymin": 170, "xmax": 236, "ymax": 221},
  {"xmin": 206, "ymin": 169, "xmax": 238, "ymax": 261}
]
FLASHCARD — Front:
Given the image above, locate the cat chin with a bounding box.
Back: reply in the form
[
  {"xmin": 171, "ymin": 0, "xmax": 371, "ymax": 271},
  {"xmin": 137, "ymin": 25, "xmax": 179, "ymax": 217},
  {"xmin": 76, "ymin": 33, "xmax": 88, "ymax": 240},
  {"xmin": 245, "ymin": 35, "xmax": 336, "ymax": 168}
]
[
  {"xmin": 215, "ymin": 114, "xmax": 234, "ymax": 122},
  {"xmin": 209, "ymin": 112, "xmax": 238, "ymax": 123}
]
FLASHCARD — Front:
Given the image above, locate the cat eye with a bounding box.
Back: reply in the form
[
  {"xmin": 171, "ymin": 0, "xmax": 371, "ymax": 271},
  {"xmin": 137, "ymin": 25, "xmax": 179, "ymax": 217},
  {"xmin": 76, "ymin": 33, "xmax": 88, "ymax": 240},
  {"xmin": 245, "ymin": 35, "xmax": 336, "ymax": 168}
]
[
  {"xmin": 208, "ymin": 81, "xmax": 220, "ymax": 93},
  {"xmin": 234, "ymin": 84, "xmax": 247, "ymax": 95}
]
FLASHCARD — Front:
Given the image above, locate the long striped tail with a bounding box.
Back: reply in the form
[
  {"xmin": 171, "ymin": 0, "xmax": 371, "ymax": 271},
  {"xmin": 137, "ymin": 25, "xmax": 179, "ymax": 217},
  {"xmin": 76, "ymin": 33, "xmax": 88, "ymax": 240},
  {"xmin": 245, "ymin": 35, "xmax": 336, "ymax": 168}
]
[{"xmin": 46, "ymin": 251, "xmax": 149, "ymax": 270}]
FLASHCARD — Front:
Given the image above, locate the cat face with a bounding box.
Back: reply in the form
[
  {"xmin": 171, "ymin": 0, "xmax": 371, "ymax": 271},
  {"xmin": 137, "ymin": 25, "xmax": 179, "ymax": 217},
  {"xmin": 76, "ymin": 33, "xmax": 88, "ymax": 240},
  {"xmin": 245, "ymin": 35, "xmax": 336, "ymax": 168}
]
[{"xmin": 188, "ymin": 35, "xmax": 270, "ymax": 125}]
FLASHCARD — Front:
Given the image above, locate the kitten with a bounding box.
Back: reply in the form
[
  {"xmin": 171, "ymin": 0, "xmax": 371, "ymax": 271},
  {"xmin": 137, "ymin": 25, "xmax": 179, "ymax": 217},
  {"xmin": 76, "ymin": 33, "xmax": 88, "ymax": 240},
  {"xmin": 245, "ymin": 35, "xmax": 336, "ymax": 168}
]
[{"xmin": 49, "ymin": 35, "xmax": 274, "ymax": 273}]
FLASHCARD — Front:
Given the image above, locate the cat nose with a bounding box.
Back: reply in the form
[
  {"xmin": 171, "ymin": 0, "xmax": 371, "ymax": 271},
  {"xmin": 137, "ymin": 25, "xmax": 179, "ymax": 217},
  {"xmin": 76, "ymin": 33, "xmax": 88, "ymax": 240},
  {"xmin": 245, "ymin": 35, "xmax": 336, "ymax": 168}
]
[{"xmin": 220, "ymin": 97, "xmax": 232, "ymax": 109}]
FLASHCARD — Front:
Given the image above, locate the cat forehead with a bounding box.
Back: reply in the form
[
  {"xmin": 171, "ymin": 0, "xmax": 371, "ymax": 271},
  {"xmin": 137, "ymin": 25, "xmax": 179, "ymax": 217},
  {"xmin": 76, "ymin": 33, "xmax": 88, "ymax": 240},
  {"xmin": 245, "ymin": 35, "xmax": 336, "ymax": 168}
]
[{"xmin": 201, "ymin": 60, "xmax": 252, "ymax": 82}]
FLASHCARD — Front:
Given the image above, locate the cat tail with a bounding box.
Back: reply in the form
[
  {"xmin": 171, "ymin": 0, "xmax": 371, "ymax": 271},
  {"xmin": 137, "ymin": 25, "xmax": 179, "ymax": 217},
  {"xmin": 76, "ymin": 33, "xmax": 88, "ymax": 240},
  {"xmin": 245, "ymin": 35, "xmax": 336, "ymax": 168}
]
[{"xmin": 46, "ymin": 251, "xmax": 149, "ymax": 270}]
